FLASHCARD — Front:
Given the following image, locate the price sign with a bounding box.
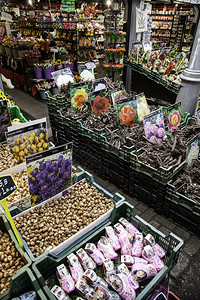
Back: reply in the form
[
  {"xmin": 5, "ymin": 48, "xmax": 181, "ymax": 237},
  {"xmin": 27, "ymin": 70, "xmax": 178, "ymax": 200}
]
[
  {"xmin": 0, "ymin": 175, "xmax": 23, "ymax": 248},
  {"xmin": 0, "ymin": 175, "xmax": 17, "ymax": 200}
]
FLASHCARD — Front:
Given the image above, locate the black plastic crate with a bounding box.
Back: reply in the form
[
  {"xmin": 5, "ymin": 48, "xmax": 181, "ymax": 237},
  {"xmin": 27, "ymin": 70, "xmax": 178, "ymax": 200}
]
[
  {"xmin": 162, "ymin": 201, "xmax": 200, "ymax": 235},
  {"xmin": 133, "ymin": 184, "xmax": 164, "ymax": 214}
]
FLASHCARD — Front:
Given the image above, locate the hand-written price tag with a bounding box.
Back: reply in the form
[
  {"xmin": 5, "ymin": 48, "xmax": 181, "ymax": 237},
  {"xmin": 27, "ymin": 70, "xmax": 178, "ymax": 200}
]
[
  {"xmin": 0, "ymin": 175, "xmax": 24, "ymax": 249},
  {"xmin": 0, "ymin": 175, "xmax": 17, "ymax": 200}
]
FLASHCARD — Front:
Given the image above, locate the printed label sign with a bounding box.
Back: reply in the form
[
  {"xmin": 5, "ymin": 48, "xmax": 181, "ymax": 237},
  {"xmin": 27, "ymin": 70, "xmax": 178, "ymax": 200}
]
[
  {"xmin": 90, "ymin": 90, "xmax": 111, "ymax": 116},
  {"xmin": 51, "ymin": 67, "xmax": 75, "ymax": 87},
  {"xmin": 166, "ymin": 102, "xmax": 181, "ymax": 133},
  {"xmin": 78, "ymin": 64, "xmax": 94, "ymax": 81},
  {"xmin": 26, "ymin": 143, "xmax": 72, "ymax": 206},
  {"xmin": 70, "ymin": 83, "xmax": 89, "ymax": 111},
  {"xmin": 92, "ymin": 78, "xmax": 107, "ymax": 92},
  {"xmin": 136, "ymin": 92, "xmax": 150, "ymax": 121},
  {"xmin": 186, "ymin": 134, "xmax": 200, "ymax": 169},
  {"xmin": 0, "ymin": 175, "xmax": 17, "ymax": 201},
  {"xmin": 143, "ymin": 109, "xmax": 166, "ymax": 143},
  {"xmin": 116, "ymin": 97, "xmax": 138, "ymax": 127},
  {"xmin": 6, "ymin": 118, "xmax": 48, "ymax": 165},
  {"xmin": 111, "ymin": 88, "xmax": 127, "ymax": 107}
]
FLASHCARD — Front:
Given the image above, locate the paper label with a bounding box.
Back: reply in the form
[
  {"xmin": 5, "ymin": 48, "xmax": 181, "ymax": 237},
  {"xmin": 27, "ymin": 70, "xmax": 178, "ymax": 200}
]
[
  {"xmin": 186, "ymin": 134, "xmax": 200, "ymax": 169},
  {"xmin": 92, "ymin": 78, "xmax": 107, "ymax": 92},
  {"xmin": 136, "ymin": 92, "xmax": 150, "ymax": 121},
  {"xmin": 90, "ymin": 90, "xmax": 111, "ymax": 116},
  {"xmin": 116, "ymin": 97, "xmax": 138, "ymax": 127},
  {"xmin": 143, "ymin": 109, "xmax": 166, "ymax": 143},
  {"xmin": 111, "ymin": 88, "xmax": 127, "ymax": 108},
  {"xmin": 70, "ymin": 83, "xmax": 89, "ymax": 111},
  {"xmin": 26, "ymin": 143, "xmax": 72, "ymax": 206},
  {"xmin": 166, "ymin": 102, "xmax": 181, "ymax": 133},
  {"xmin": 6, "ymin": 118, "xmax": 48, "ymax": 165}
]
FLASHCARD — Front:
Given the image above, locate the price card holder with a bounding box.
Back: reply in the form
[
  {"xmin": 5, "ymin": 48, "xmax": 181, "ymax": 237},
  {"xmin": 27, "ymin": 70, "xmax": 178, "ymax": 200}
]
[{"xmin": 0, "ymin": 175, "xmax": 23, "ymax": 249}]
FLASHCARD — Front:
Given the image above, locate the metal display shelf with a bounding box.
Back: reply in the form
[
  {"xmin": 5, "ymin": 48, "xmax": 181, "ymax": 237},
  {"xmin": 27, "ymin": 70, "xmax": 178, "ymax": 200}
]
[{"xmin": 124, "ymin": 57, "xmax": 180, "ymax": 95}]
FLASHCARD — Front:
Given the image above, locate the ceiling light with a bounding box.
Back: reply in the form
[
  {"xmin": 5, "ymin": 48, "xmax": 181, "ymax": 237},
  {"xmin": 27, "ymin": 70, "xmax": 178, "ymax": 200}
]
[
  {"xmin": 107, "ymin": 0, "xmax": 111, "ymax": 6},
  {"xmin": 28, "ymin": 0, "xmax": 33, "ymax": 5}
]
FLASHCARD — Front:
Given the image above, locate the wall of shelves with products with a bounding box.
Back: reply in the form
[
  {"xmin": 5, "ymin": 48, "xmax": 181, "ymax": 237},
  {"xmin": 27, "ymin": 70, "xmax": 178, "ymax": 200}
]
[{"xmin": 149, "ymin": 3, "xmax": 197, "ymax": 52}]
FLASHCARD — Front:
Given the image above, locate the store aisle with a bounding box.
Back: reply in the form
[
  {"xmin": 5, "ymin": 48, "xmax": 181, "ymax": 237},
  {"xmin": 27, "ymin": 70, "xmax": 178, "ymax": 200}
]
[{"xmin": 5, "ymin": 87, "xmax": 52, "ymax": 137}]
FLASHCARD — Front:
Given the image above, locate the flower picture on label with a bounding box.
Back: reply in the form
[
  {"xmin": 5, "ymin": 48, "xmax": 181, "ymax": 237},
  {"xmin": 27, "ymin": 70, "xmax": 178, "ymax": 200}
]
[
  {"xmin": 186, "ymin": 134, "xmax": 200, "ymax": 169},
  {"xmin": 136, "ymin": 92, "xmax": 150, "ymax": 121},
  {"xmin": 116, "ymin": 98, "xmax": 138, "ymax": 127},
  {"xmin": 6, "ymin": 119, "xmax": 48, "ymax": 165},
  {"xmin": 144, "ymin": 109, "xmax": 166, "ymax": 143},
  {"xmin": 167, "ymin": 102, "xmax": 181, "ymax": 133},
  {"xmin": 111, "ymin": 88, "xmax": 127, "ymax": 107},
  {"xmin": 70, "ymin": 83, "xmax": 89, "ymax": 111},
  {"xmin": 26, "ymin": 144, "xmax": 72, "ymax": 206},
  {"xmin": 90, "ymin": 90, "xmax": 111, "ymax": 116}
]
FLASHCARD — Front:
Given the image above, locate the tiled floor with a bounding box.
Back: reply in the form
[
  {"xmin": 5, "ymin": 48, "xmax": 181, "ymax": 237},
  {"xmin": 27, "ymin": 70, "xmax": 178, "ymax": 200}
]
[{"xmin": 7, "ymin": 87, "xmax": 200, "ymax": 299}]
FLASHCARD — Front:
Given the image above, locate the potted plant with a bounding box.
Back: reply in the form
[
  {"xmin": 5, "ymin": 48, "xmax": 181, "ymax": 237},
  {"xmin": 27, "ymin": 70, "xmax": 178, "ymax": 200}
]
[
  {"xmin": 57, "ymin": 47, "xmax": 68, "ymax": 60},
  {"xmin": 50, "ymin": 81, "xmax": 59, "ymax": 95},
  {"xmin": 2, "ymin": 38, "xmax": 13, "ymax": 57},
  {"xmin": 62, "ymin": 59, "xmax": 73, "ymax": 72},
  {"xmin": 14, "ymin": 39, "xmax": 29, "ymax": 59},
  {"xmin": 36, "ymin": 81, "xmax": 51, "ymax": 100},
  {"xmin": 33, "ymin": 63, "xmax": 43, "ymax": 79},
  {"xmin": 55, "ymin": 59, "xmax": 63, "ymax": 71},
  {"xmin": 23, "ymin": 49, "xmax": 41, "ymax": 66},
  {"xmin": 43, "ymin": 61, "xmax": 54, "ymax": 80}
]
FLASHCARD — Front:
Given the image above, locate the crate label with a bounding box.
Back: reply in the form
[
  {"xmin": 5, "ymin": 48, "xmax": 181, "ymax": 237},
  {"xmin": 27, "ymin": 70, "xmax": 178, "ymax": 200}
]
[
  {"xmin": 78, "ymin": 64, "xmax": 95, "ymax": 81},
  {"xmin": 111, "ymin": 88, "xmax": 127, "ymax": 108},
  {"xmin": 89, "ymin": 90, "xmax": 111, "ymax": 116},
  {"xmin": 143, "ymin": 108, "xmax": 166, "ymax": 143},
  {"xmin": 116, "ymin": 97, "xmax": 139, "ymax": 128},
  {"xmin": 166, "ymin": 102, "xmax": 181, "ymax": 133},
  {"xmin": 92, "ymin": 78, "xmax": 108, "ymax": 92},
  {"xmin": 136, "ymin": 92, "xmax": 150, "ymax": 121},
  {"xmin": 6, "ymin": 118, "xmax": 48, "ymax": 165},
  {"xmin": 51, "ymin": 67, "xmax": 75, "ymax": 87},
  {"xmin": 26, "ymin": 143, "xmax": 72, "ymax": 206},
  {"xmin": 70, "ymin": 82, "xmax": 89, "ymax": 111},
  {"xmin": 186, "ymin": 134, "xmax": 200, "ymax": 169},
  {"xmin": 0, "ymin": 175, "xmax": 17, "ymax": 201}
]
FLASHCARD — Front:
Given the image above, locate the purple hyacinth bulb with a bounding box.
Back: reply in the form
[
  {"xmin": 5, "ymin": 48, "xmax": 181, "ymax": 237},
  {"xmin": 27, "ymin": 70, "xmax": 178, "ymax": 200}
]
[
  {"xmin": 39, "ymin": 163, "xmax": 45, "ymax": 171},
  {"xmin": 60, "ymin": 166, "xmax": 66, "ymax": 176},
  {"xmin": 50, "ymin": 174, "xmax": 58, "ymax": 183},
  {"xmin": 50, "ymin": 187, "xmax": 56, "ymax": 196},
  {"xmin": 38, "ymin": 179, "xmax": 46, "ymax": 187},
  {"xmin": 42, "ymin": 191, "xmax": 50, "ymax": 200},
  {"xmin": 45, "ymin": 160, "xmax": 53, "ymax": 171},
  {"xmin": 62, "ymin": 159, "xmax": 69, "ymax": 168},
  {"xmin": 30, "ymin": 168, "xmax": 38, "ymax": 178},
  {"xmin": 52, "ymin": 165, "xmax": 59, "ymax": 174},
  {"xmin": 57, "ymin": 155, "xmax": 63, "ymax": 165},
  {"xmin": 29, "ymin": 183, "xmax": 39, "ymax": 194},
  {"xmin": 55, "ymin": 179, "xmax": 64, "ymax": 188},
  {"xmin": 38, "ymin": 195, "xmax": 42, "ymax": 201},
  {"xmin": 28, "ymin": 177, "xmax": 34, "ymax": 185},
  {"xmin": 40, "ymin": 184, "xmax": 49, "ymax": 193}
]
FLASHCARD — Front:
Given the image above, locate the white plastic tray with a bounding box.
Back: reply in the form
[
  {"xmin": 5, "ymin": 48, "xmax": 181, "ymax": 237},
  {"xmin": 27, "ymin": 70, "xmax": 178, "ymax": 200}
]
[{"xmin": 13, "ymin": 178, "xmax": 114, "ymax": 259}]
